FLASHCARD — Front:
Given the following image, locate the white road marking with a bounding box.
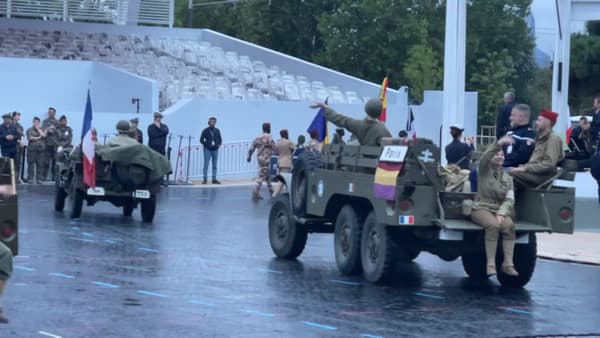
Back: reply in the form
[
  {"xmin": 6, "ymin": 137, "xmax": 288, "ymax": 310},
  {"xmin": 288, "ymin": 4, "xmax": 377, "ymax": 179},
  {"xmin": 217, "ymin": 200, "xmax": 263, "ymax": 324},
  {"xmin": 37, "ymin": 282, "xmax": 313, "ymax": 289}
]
[{"xmin": 39, "ymin": 331, "xmax": 62, "ymax": 338}]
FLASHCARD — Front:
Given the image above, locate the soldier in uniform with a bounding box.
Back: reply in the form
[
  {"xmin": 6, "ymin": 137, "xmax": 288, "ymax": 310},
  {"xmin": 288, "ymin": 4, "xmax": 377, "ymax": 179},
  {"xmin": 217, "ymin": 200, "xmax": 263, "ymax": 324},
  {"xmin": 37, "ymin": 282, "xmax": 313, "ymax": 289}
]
[
  {"xmin": 247, "ymin": 123, "xmax": 275, "ymax": 201},
  {"xmin": 500, "ymin": 104, "xmax": 536, "ymax": 168},
  {"xmin": 307, "ymin": 130, "xmax": 321, "ymax": 152},
  {"xmin": 507, "ymin": 110, "xmax": 563, "ymax": 188},
  {"xmin": 56, "ymin": 115, "xmax": 73, "ymax": 149},
  {"xmin": 470, "ymin": 142, "xmax": 518, "ymax": 277},
  {"xmin": 331, "ymin": 128, "xmax": 345, "ymax": 145},
  {"xmin": 10, "ymin": 112, "xmax": 24, "ymax": 183},
  {"xmin": 310, "ymin": 98, "xmax": 391, "ymax": 147},
  {"xmin": 445, "ymin": 124, "xmax": 474, "ymax": 170},
  {"xmin": 0, "ymin": 114, "xmax": 20, "ymax": 161},
  {"xmin": 26, "ymin": 117, "xmax": 47, "ymax": 184},
  {"xmin": 41, "ymin": 107, "xmax": 60, "ymax": 181},
  {"xmin": 130, "ymin": 117, "xmax": 143, "ymax": 144},
  {"xmin": 108, "ymin": 120, "xmax": 139, "ymax": 147},
  {"xmin": 0, "ymin": 185, "xmax": 14, "ymax": 323}
]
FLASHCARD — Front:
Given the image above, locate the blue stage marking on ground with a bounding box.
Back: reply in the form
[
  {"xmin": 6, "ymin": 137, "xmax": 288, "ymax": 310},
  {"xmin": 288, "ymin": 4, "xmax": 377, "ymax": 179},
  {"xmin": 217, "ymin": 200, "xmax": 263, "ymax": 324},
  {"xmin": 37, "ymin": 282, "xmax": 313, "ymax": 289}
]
[
  {"xmin": 137, "ymin": 290, "xmax": 169, "ymax": 298},
  {"xmin": 93, "ymin": 281, "xmax": 120, "ymax": 288},
  {"xmin": 14, "ymin": 265, "xmax": 34, "ymax": 271},
  {"xmin": 361, "ymin": 334, "xmax": 384, "ymax": 338},
  {"xmin": 15, "ymin": 283, "xmax": 28, "ymax": 286},
  {"xmin": 70, "ymin": 237, "xmax": 95, "ymax": 243},
  {"xmin": 258, "ymin": 268, "xmax": 283, "ymax": 274},
  {"xmin": 189, "ymin": 300, "xmax": 216, "ymax": 307},
  {"xmin": 14, "ymin": 255, "xmax": 30, "ymax": 258},
  {"xmin": 81, "ymin": 232, "xmax": 95, "ymax": 237},
  {"xmin": 104, "ymin": 239, "xmax": 117, "ymax": 244},
  {"xmin": 39, "ymin": 199, "xmax": 49, "ymax": 202},
  {"xmin": 414, "ymin": 292, "xmax": 445, "ymax": 300},
  {"xmin": 330, "ymin": 279, "xmax": 361, "ymax": 286},
  {"xmin": 243, "ymin": 309, "xmax": 276, "ymax": 317},
  {"xmin": 302, "ymin": 321, "xmax": 337, "ymax": 331},
  {"xmin": 39, "ymin": 331, "xmax": 62, "ymax": 338},
  {"xmin": 48, "ymin": 272, "xmax": 76, "ymax": 279},
  {"xmin": 138, "ymin": 247, "xmax": 159, "ymax": 253},
  {"xmin": 504, "ymin": 307, "xmax": 532, "ymax": 315}
]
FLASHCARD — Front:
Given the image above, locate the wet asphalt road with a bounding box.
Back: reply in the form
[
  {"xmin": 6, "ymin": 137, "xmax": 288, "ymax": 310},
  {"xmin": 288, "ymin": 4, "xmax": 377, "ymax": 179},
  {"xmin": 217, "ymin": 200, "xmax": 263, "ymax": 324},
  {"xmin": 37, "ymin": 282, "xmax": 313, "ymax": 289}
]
[{"xmin": 1, "ymin": 185, "xmax": 599, "ymax": 338}]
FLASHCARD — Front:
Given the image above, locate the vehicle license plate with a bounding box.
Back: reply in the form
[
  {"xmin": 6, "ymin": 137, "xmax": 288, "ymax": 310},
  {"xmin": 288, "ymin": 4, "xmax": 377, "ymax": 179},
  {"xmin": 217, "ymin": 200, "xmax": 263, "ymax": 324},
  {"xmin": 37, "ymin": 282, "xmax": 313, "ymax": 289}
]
[
  {"xmin": 134, "ymin": 190, "xmax": 150, "ymax": 199},
  {"xmin": 87, "ymin": 187, "xmax": 106, "ymax": 196}
]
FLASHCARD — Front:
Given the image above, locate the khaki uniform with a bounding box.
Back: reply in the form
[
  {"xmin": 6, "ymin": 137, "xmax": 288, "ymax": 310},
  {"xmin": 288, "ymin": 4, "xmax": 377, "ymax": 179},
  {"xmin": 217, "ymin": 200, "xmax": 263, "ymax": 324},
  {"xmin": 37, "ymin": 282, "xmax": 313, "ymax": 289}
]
[
  {"xmin": 323, "ymin": 107, "xmax": 391, "ymax": 146},
  {"xmin": 510, "ymin": 128, "xmax": 564, "ymax": 188},
  {"xmin": 13, "ymin": 122, "xmax": 24, "ymax": 179},
  {"xmin": 307, "ymin": 139, "xmax": 321, "ymax": 152},
  {"xmin": 56, "ymin": 125, "xmax": 73, "ymax": 148},
  {"xmin": 26, "ymin": 127, "xmax": 46, "ymax": 181},
  {"xmin": 248, "ymin": 133, "xmax": 275, "ymax": 196},
  {"xmin": 275, "ymin": 138, "xmax": 295, "ymax": 172},
  {"xmin": 107, "ymin": 134, "xmax": 139, "ymax": 148},
  {"xmin": 471, "ymin": 143, "xmax": 516, "ymax": 241},
  {"xmin": 41, "ymin": 117, "xmax": 60, "ymax": 180},
  {"xmin": 0, "ymin": 242, "xmax": 12, "ymax": 281}
]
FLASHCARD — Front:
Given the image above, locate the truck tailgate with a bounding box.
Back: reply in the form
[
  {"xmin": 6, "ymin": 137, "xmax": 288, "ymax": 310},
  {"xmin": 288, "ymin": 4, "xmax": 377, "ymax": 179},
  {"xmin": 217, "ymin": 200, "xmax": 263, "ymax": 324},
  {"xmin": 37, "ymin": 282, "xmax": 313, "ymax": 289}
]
[{"xmin": 438, "ymin": 219, "xmax": 552, "ymax": 232}]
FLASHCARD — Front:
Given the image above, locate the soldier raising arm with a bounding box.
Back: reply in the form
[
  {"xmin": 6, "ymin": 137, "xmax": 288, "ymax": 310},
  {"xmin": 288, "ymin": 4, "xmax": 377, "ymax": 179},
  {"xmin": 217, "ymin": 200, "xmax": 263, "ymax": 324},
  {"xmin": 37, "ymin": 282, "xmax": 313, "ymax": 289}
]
[{"xmin": 310, "ymin": 98, "xmax": 391, "ymax": 147}]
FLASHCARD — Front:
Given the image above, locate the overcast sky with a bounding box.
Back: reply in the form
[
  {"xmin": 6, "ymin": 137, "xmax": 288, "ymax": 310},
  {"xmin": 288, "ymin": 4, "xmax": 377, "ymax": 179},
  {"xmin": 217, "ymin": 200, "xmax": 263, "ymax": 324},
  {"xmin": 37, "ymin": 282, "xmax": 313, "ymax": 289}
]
[{"xmin": 531, "ymin": 0, "xmax": 586, "ymax": 55}]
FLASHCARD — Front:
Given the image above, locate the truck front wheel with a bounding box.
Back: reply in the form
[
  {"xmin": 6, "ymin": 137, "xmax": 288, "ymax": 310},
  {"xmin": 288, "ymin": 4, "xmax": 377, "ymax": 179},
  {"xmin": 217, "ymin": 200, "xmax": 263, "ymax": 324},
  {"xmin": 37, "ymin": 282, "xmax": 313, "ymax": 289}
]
[
  {"xmin": 360, "ymin": 212, "xmax": 399, "ymax": 283},
  {"xmin": 269, "ymin": 193, "xmax": 307, "ymax": 259},
  {"xmin": 70, "ymin": 188, "xmax": 84, "ymax": 219},
  {"xmin": 334, "ymin": 205, "xmax": 365, "ymax": 275},
  {"xmin": 140, "ymin": 196, "xmax": 156, "ymax": 223}
]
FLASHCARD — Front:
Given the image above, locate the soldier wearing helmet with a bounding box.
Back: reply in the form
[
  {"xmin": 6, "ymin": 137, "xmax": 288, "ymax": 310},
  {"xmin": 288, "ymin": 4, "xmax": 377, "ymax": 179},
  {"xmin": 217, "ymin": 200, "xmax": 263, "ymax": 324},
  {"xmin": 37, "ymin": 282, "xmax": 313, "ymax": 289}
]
[
  {"xmin": 310, "ymin": 98, "xmax": 391, "ymax": 146},
  {"xmin": 107, "ymin": 120, "xmax": 139, "ymax": 147}
]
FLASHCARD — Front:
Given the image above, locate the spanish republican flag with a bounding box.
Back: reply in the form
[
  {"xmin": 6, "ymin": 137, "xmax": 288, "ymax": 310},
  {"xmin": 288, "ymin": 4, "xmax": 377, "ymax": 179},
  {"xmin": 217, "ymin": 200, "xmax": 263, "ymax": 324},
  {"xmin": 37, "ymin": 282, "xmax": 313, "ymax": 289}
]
[
  {"xmin": 378, "ymin": 76, "xmax": 388, "ymax": 122},
  {"xmin": 373, "ymin": 161, "xmax": 403, "ymax": 200}
]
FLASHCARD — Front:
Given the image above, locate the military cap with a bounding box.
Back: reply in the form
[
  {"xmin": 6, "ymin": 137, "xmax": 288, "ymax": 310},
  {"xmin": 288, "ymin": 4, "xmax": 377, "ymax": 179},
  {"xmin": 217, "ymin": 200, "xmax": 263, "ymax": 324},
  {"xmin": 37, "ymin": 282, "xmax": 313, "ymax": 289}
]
[
  {"xmin": 153, "ymin": 112, "xmax": 163, "ymax": 118},
  {"xmin": 1, "ymin": 113, "xmax": 11, "ymax": 119},
  {"xmin": 59, "ymin": 115, "xmax": 67, "ymax": 121},
  {"xmin": 116, "ymin": 120, "xmax": 131, "ymax": 133},
  {"xmin": 130, "ymin": 117, "xmax": 139, "ymax": 123},
  {"xmin": 364, "ymin": 98, "xmax": 383, "ymax": 119},
  {"xmin": 450, "ymin": 123, "xmax": 464, "ymax": 131}
]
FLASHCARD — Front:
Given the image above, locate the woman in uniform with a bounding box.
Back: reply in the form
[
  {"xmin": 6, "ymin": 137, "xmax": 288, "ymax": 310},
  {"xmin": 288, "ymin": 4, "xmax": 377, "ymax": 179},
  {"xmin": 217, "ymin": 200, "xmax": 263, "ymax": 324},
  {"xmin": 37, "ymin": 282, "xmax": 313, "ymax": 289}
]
[
  {"xmin": 470, "ymin": 142, "xmax": 519, "ymax": 277},
  {"xmin": 26, "ymin": 117, "xmax": 47, "ymax": 184}
]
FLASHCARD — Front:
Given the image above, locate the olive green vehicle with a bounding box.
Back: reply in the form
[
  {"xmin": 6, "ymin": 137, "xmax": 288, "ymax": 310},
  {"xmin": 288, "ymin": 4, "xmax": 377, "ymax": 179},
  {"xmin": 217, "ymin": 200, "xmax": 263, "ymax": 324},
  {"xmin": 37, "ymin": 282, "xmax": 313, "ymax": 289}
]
[
  {"xmin": 0, "ymin": 158, "xmax": 18, "ymax": 256},
  {"xmin": 268, "ymin": 138, "xmax": 575, "ymax": 288},
  {"xmin": 55, "ymin": 144, "xmax": 171, "ymax": 223}
]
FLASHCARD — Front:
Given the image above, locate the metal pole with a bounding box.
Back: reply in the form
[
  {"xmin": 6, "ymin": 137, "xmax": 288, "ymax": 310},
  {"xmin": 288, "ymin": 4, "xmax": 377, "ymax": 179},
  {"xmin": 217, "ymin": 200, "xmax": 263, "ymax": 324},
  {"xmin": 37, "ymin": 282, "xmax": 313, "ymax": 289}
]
[
  {"xmin": 172, "ymin": 135, "xmax": 183, "ymax": 184},
  {"xmin": 185, "ymin": 135, "xmax": 192, "ymax": 182},
  {"xmin": 169, "ymin": 0, "xmax": 175, "ymax": 28},
  {"xmin": 166, "ymin": 134, "xmax": 174, "ymax": 185},
  {"xmin": 63, "ymin": 0, "xmax": 68, "ymax": 21},
  {"xmin": 6, "ymin": 0, "xmax": 11, "ymax": 18},
  {"xmin": 187, "ymin": 0, "xmax": 194, "ymax": 28}
]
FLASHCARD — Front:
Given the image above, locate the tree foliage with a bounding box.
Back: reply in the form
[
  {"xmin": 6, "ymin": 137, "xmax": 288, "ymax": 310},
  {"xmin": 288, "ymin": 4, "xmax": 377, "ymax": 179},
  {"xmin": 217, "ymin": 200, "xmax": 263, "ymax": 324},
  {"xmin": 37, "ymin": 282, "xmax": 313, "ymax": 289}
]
[{"xmin": 176, "ymin": 0, "xmax": 544, "ymax": 126}]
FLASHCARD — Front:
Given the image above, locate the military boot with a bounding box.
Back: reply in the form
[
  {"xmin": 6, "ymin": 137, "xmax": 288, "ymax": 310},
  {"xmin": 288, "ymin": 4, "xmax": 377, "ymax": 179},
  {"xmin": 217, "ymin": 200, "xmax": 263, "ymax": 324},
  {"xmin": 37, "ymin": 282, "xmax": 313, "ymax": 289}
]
[
  {"xmin": 501, "ymin": 240, "xmax": 519, "ymax": 276},
  {"xmin": 252, "ymin": 191, "xmax": 263, "ymax": 201},
  {"xmin": 0, "ymin": 309, "xmax": 7, "ymax": 324}
]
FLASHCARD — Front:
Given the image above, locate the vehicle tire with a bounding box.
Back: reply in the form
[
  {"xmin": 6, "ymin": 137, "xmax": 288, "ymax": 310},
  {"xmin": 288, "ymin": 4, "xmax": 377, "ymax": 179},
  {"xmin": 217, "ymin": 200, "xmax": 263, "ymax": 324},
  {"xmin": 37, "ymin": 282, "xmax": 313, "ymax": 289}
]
[
  {"xmin": 461, "ymin": 254, "xmax": 488, "ymax": 280},
  {"xmin": 291, "ymin": 151, "xmax": 321, "ymax": 216},
  {"xmin": 334, "ymin": 205, "xmax": 365, "ymax": 275},
  {"xmin": 123, "ymin": 199, "xmax": 135, "ymax": 217},
  {"xmin": 496, "ymin": 233, "xmax": 537, "ymax": 288},
  {"xmin": 54, "ymin": 178, "xmax": 68, "ymax": 212},
  {"xmin": 70, "ymin": 188, "xmax": 84, "ymax": 219},
  {"xmin": 140, "ymin": 196, "xmax": 156, "ymax": 223},
  {"xmin": 360, "ymin": 212, "xmax": 399, "ymax": 283},
  {"xmin": 408, "ymin": 250, "xmax": 421, "ymax": 261},
  {"xmin": 269, "ymin": 193, "xmax": 307, "ymax": 259}
]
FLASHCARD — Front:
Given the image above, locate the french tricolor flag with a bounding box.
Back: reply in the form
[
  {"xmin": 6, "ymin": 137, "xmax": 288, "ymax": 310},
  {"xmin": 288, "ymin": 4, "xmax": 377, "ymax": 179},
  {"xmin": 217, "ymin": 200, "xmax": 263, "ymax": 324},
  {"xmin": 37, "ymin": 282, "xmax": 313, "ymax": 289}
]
[
  {"xmin": 81, "ymin": 89, "xmax": 96, "ymax": 188},
  {"xmin": 399, "ymin": 215, "xmax": 415, "ymax": 225}
]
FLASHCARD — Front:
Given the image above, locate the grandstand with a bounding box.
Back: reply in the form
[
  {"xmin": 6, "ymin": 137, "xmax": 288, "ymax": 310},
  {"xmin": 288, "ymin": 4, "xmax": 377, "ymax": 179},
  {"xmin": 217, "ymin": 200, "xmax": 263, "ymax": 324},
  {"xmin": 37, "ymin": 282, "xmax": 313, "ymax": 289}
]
[{"xmin": 0, "ymin": 19, "xmax": 373, "ymax": 109}]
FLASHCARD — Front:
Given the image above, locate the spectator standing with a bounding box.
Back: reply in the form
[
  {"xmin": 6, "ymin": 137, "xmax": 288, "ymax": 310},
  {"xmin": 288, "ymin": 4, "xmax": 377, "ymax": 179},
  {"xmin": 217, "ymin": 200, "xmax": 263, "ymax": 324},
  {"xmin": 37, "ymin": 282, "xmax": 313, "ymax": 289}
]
[
  {"xmin": 10, "ymin": 112, "xmax": 24, "ymax": 182},
  {"xmin": 148, "ymin": 112, "xmax": 169, "ymax": 155},
  {"xmin": 445, "ymin": 124, "xmax": 474, "ymax": 170},
  {"xmin": 200, "ymin": 117, "xmax": 222, "ymax": 184},
  {"xmin": 247, "ymin": 123, "xmax": 275, "ymax": 201},
  {"xmin": 56, "ymin": 115, "xmax": 73, "ymax": 149},
  {"xmin": 130, "ymin": 117, "xmax": 143, "ymax": 144},
  {"xmin": 0, "ymin": 114, "xmax": 19, "ymax": 161},
  {"xmin": 307, "ymin": 130, "xmax": 321, "ymax": 152},
  {"xmin": 292, "ymin": 135, "xmax": 306, "ymax": 159},
  {"xmin": 567, "ymin": 116, "xmax": 592, "ymax": 161},
  {"xmin": 496, "ymin": 92, "xmax": 515, "ymax": 139},
  {"xmin": 41, "ymin": 107, "xmax": 60, "ymax": 181},
  {"xmin": 26, "ymin": 117, "xmax": 46, "ymax": 184},
  {"xmin": 588, "ymin": 96, "xmax": 600, "ymax": 151}
]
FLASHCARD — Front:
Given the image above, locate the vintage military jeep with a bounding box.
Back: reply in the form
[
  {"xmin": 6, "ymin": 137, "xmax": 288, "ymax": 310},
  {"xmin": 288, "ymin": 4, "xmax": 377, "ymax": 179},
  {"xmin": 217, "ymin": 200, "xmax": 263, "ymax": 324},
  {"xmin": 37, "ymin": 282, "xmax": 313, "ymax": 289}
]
[
  {"xmin": 0, "ymin": 158, "xmax": 18, "ymax": 256},
  {"xmin": 268, "ymin": 138, "xmax": 575, "ymax": 287},
  {"xmin": 55, "ymin": 144, "xmax": 171, "ymax": 223}
]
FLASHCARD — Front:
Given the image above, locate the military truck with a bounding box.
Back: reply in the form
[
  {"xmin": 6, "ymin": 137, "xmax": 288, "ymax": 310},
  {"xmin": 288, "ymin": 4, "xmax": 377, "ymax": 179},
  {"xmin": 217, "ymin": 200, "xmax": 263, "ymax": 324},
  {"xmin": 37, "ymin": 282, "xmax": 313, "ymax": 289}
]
[
  {"xmin": 55, "ymin": 143, "xmax": 171, "ymax": 222},
  {"xmin": 268, "ymin": 138, "xmax": 575, "ymax": 287},
  {"xmin": 0, "ymin": 158, "xmax": 18, "ymax": 256}
]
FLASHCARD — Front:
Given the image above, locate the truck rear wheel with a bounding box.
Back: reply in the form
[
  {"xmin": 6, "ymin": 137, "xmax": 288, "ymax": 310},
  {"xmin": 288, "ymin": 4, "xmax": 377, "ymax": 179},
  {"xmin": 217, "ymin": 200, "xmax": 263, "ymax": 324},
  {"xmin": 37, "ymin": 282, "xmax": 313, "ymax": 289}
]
[
  {"xmin": 54, "ymin": 178, "xmax": 68, "ymax": 212},
  {"xmin": 334, "ymin": 205, "xmax": 365, "ymax": 275},
  {"xmin": 269, "ymin": 193, "xmax": 307, "ymax": 259},
  {"xmin": 291, "ymin": 152, "xmax": 321, "ymax": 216},
  {"xmin": 140, "ymin": 196, "xmax": 156, "ymax": 223},
  {"xmin": 496, "ymin": 233, "xmax": 537, "ymax": 288},
  {"xmin": 360, "ymin": 212, "xmax": 399, "ymax": 283},
  {"xmin": 461, "ymin": 254, "xmax": 488, "ymax": 280},
  {"xmin": 123, "ymin": 199, "xmax": 135, "ymax": 217},
  {"xmin": 70, "ymin": 188, "xmax": 84, "ymax": 219}
]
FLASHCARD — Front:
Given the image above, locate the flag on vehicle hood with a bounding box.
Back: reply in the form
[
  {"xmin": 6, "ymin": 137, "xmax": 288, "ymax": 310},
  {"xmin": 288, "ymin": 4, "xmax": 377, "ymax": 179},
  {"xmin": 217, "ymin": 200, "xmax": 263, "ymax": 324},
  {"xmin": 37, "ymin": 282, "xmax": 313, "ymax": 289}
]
[
  {"xmin": 81, "ymin": 89, "xmax": 96, "ymax": 188},
  {"xmin": 378, "ymin": 76, "xmax": 388, "ymax": 122},
  {"xmin": 307, "ymin": 97, "xmax": 329, "ymax": 143}
]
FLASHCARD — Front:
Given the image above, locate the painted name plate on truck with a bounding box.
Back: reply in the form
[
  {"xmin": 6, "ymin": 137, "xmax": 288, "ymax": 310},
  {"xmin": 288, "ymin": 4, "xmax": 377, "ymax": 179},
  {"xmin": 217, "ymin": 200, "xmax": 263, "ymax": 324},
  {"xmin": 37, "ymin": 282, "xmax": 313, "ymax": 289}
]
[{"xmin": 379, "ymin": 146, "xmax": 408, "ymax": 163}]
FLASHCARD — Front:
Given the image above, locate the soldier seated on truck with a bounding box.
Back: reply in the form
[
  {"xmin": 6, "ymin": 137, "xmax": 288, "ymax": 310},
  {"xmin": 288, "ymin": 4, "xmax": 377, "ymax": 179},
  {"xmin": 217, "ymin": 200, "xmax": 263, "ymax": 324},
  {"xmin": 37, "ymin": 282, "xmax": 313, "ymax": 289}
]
[
  {"xmin": 0, "ymin": 184, "xmax": 13, "ymax": 324},
  {"xmin": 107, "ymin": 120, "xmax": 139, "ymax": 148},
  {"xmin": 310, "ymin": 98, "xmax": 392, "ymax": 147}
]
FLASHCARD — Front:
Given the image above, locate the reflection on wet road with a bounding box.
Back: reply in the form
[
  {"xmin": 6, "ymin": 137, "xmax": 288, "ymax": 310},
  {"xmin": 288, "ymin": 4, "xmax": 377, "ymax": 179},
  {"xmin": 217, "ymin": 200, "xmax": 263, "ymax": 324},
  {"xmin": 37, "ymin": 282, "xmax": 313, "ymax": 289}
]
[{"xmin": 2, "ymin": 185, "xmax": 599, "ymax": 337}]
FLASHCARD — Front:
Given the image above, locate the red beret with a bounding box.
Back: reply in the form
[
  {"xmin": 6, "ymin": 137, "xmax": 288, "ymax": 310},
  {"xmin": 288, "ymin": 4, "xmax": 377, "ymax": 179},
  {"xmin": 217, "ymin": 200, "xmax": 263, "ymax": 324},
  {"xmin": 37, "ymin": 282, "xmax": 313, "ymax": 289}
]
[{"xmin": 539, "ymin": 109, "xmax": 558, "ymax": 126}]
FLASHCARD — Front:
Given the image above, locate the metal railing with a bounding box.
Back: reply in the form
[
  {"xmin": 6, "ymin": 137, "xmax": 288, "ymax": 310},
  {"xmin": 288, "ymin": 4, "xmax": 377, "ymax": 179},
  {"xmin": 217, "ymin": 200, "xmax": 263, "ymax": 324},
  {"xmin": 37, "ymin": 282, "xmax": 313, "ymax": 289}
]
[
  {"xmin": 174, "ymin": 140, "xmax": 258, "ymax": 183},
  {"xmin": 0, "ymin": 0, "xmax": 172, "ymax": 26}
]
